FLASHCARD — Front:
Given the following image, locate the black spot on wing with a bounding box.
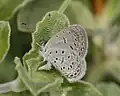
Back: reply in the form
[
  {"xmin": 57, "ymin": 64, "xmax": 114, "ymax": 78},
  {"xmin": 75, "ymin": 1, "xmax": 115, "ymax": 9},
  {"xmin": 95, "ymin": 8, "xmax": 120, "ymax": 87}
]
[
  {"xmin": 70, "ymin": 45, "xmax": 73, "ymax": 50},
  {"xmin": 63, "ymin": 37, "xmax": 67, "ymax": 43}
]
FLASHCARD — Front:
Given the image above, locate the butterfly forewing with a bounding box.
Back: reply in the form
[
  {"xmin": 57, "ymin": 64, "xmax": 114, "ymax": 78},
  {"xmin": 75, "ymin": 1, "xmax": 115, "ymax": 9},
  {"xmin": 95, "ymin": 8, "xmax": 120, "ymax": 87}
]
[{"xmin": 44, "ymin": 24, "xmax": 88, "ymax": 58}]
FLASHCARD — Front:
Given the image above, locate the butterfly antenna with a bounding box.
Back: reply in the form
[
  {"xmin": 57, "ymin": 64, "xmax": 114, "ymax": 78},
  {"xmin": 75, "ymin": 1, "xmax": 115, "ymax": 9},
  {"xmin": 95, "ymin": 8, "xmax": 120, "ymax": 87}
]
[{"xmin": 36, "ymin": 42, "xmax": 40, "ymax": 47}]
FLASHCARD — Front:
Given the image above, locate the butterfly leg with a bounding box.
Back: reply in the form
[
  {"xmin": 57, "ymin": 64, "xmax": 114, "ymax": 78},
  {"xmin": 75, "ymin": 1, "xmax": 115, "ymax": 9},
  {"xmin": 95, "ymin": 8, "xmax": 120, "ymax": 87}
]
[{"xmin": 38, "ymin": 61, "xmax": 52, "ymax": 70}]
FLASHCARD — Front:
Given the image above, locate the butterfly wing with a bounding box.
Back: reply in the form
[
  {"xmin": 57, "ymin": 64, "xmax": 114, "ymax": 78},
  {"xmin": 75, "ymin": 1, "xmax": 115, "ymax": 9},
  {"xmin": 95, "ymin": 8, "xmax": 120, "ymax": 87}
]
[
  {"xmin": 43, "ymin": 48, "xmax": 79, "ymax": 73},
  {"xmin": 44, "ymin": 24, "xmax": 88, "ymax": 59},
  {"xmin": 66, "ymin": 58, "xmax": 87, "ymax": 83},
  {"xmin": 42, "ymin": 47, "xmax": 87, "ymax": 82},
  {"xmin": 68, "ymin": 24, "xmax": 88, "ymax": 58}
]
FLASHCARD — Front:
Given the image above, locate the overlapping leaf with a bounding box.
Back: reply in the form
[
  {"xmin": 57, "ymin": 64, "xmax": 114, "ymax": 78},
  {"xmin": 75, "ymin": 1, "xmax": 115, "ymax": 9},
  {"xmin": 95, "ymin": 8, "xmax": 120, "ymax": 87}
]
[
  {"xmin": 0, "ymin": 0, "xmax": 25, "ymax": 20},
  {"xmin": 0, "ymin": 21, "xmax": 10, "ymax": 62}
]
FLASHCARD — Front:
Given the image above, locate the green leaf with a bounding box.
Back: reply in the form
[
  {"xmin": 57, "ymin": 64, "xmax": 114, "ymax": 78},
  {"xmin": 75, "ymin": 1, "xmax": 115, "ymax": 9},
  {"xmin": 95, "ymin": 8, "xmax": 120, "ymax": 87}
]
[
  {"xmin": 23, "ymin": 11, "xmax": 70, "ymax": 72},
  {"xmin": 15, "ymin": 57, "xmax": 63, "ymax": 96},
  {"xmin": 8, "ymin": 11, "xmax": 32, "ymax": 59},
  {"xmin": 96, "ymin": 82, "xmax": 120, "ymax": 96},
  {"xmin": 0, "ymin": 59, "xmax": 17, "ymax": 83},
  {"xmin": 0, "ymin": 21, "xmax": 10, "ymax": 62},
  {"xmin": 19, "ymin": 10, "xmax": 70, "ymax": 96},
  {"xmin": 69, "ymin": 1, "xmax": 95, "ymax": 29},
  {"xmin": 106, "ymin": 59, "xmax": 120, "ymax": 83},
  {"xmin": 0, "ymin": 0, "xmax": 25, "ymax": 20},
  {"xmin": 33, "ymin": 11, "xmax": 69, "ymax": 47},
  {"xmin": 0, "ymin": 12, "xmax": 32, "ymax": 82},
  {"xmin": 0, "ymin": 77, "xmax": 26, "ymax": 94},
  {"xmin": 63, "ymin": 81, "xmax": 103, "ymax": 96},
  {"xmin": 17, "ymin": 0, "xmax": 65, "ymax": 32},
  {"xmin": 0, "ymin": 91, "xmax": 32, "ymax": 96},
  {"xmin": 79, "ymin": 0, "xmax": 92, "ymax": 10}
]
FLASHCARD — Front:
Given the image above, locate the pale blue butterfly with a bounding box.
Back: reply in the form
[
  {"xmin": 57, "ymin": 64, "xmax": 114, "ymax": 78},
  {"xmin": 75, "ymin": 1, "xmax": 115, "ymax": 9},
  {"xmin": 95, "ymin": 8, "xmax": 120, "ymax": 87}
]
[{"xmin": 38, "ymin": 24, "xmax": 88, "ymax": 83}]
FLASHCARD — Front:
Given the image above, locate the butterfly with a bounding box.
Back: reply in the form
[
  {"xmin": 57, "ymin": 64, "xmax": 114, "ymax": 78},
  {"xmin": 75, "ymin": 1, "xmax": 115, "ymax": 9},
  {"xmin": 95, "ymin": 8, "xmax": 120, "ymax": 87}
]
[{"xmin": 38, "ymin": 24, "xmax": 88, "ymax": 83}]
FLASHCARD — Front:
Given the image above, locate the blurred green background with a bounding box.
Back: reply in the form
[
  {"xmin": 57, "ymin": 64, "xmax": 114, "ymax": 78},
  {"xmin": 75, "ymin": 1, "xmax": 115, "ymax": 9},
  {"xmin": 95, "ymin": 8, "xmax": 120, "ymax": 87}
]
[{"xmin": 0, "ymin": 0, "xmax": 120, "ymax": 96}]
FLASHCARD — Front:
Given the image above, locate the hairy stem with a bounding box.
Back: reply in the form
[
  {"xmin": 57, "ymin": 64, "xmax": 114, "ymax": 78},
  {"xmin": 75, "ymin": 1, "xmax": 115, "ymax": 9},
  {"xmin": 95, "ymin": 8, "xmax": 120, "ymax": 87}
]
[{"xmin": 58, "ymin": 0, "xmax": 71, "ymax": 13}]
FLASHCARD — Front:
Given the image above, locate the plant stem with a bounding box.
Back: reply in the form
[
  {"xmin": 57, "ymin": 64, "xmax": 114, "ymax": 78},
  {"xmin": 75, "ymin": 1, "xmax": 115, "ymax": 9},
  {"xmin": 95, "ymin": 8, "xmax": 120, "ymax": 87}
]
[{"xmin": 58, "ymin": 0, "xmax": 71, "ymax": 13}]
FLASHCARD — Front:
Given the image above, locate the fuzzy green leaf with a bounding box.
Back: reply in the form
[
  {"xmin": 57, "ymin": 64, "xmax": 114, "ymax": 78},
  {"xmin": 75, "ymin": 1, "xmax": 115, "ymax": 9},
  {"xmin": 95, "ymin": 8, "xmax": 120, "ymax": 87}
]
[
  {"xmin": 106, "ymin": 59, "xmax": 120, "ymax": 83},
  {"xmin": 0, "ymin": 0, "xmax": 25, "ymax": 20},
  {"xmin": 0, "ymin": 91, "xmax": 32, "ymax": 96},
  {"xmin": 69, "ymin": 1, "xmax": 95, "ymax": 29},
  {"xmin": 64, "ymin": 81, "xmax": 103, "ymax": 96},
  {"xmin": 0, "ymin": 21, "xmax": 10, "ymax": 61},
  {"xmin": 15, "ymin": 57, "xmax": 63, "ymax": 96},
  {"xmin": 23, "ymin": 10, "xmax": 70, "ymax": 73},
  {"xmin": 96, "ymin": 83, "xmax": 120, "ymax": 96},
  {"xmin": 17, "ymin": 0, "xmax": 65, "ymax": 32}
]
